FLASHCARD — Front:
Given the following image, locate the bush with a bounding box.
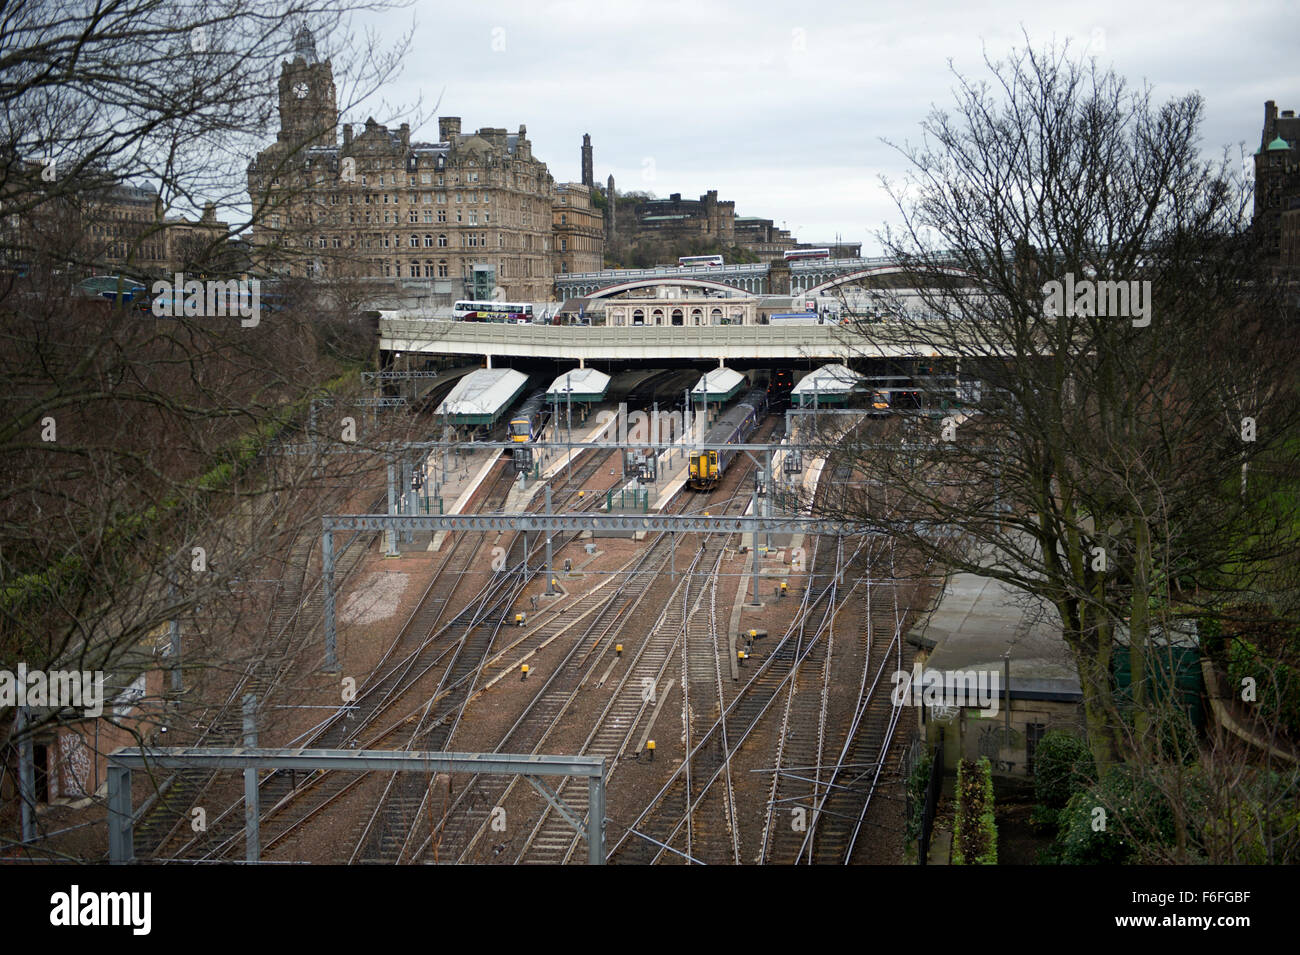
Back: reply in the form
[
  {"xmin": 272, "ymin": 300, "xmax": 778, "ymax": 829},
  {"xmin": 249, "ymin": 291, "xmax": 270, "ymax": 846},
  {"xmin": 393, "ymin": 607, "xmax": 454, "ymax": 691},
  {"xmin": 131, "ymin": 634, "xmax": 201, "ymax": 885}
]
[
  {"xmin": 1033, "ymin": 731, "xmax": 1096, "ymax": 811},
  {"xmin": 1053, "ymin": 765, "xmax": 1178, "ymax": 865},
  {"xmin": 952, "ymin": 757, "xmax": 997, "ymax": 865},
  {"xmin": 1227, "ymin": 637, "xmax": 1300, "ymax": 740}
]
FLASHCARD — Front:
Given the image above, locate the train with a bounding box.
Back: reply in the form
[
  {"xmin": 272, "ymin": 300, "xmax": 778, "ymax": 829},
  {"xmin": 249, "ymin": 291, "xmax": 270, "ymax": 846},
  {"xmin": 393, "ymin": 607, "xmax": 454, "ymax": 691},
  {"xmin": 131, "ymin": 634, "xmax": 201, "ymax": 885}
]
[
  {"xmin": 767, "ymin": 369, "xmax": 794, "ymax": 410},
  {"xmin": 687, "ymin": 389, "xmax": 768, "ymax": 491},
  {"xmin": 508, "ymin": 390, "xmax": 550, "ymax": 443}
]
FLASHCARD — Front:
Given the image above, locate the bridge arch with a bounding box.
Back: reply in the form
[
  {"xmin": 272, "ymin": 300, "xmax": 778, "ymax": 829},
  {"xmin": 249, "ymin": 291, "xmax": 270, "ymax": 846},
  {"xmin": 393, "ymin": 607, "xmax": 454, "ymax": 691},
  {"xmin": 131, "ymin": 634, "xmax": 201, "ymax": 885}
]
[
  {"xmin": 799, "ymin": 265, "xmax": 970, "ymax": 297},
  {"xmin": 584, "ymin": 277, "xmax": 751, "ymax": 299}
]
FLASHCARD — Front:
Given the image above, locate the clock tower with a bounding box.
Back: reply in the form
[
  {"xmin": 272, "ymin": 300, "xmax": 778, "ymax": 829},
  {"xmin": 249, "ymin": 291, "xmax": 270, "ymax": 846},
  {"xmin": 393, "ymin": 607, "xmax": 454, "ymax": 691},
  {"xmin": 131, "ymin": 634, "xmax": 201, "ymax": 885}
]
[{"xmin": 276, "ymin": 26, "xmax": 337, "ymax": 149}]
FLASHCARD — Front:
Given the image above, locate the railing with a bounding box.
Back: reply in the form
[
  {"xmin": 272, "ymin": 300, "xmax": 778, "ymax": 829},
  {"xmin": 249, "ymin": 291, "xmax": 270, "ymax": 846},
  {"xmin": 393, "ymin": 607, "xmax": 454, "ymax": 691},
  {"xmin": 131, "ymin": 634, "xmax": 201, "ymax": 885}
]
[
  {"xmin": 380, "ymin": 317, "xmax": 850, "ymax": 350},
  {"xmin": 917, "ymin": 729, "xmax": 945, "ymax": 865},
  {"xmin": 556, "ymin": 253, "xmax": 969, "ymax": 284},
  {"xmin": 606, "ymin": 487, "xmax": 649, "ymax": 512}
]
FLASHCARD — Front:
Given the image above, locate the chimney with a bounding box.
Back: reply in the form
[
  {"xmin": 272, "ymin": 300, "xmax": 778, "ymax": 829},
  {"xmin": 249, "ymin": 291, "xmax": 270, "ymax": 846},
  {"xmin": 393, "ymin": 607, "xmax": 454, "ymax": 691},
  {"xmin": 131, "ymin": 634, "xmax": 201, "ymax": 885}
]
[
  {"xmin": 439, "ymin": 116, "xmax": 461, "ymax": 141},
  {"xmin": 343, "ymin": 123, "xmax": 352, "ymax": 148},
  {"xmin": 400, "ymin": 122, "xmax": 410, "ymax": 148}
]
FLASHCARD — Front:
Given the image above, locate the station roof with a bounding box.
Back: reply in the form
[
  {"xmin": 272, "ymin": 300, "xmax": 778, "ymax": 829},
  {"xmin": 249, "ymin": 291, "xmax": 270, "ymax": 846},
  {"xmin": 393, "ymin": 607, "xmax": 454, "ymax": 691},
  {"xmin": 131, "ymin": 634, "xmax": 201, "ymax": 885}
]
[
  {"xmin": 436, "ymin": 368, "xmax": 529, "ymax": 425},
  {"xmin": 547, "ymin": 367, "xmax": 610, "ymax": 403},
  {"xmin": 792, "ymin": 363, "xmax": 863, "ymax": 397},
  {"xmin": 691, "ymin": 367, "xmax": 747, "ymax": 403}
]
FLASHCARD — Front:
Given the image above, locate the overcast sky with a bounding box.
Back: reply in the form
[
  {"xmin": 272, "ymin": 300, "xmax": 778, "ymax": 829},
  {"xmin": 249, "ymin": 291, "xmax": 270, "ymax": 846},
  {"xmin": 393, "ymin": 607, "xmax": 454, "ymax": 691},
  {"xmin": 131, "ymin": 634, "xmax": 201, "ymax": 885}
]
[{"xmin": 336, "ymin": 0, "xmax": 1298, "ymax": 255}]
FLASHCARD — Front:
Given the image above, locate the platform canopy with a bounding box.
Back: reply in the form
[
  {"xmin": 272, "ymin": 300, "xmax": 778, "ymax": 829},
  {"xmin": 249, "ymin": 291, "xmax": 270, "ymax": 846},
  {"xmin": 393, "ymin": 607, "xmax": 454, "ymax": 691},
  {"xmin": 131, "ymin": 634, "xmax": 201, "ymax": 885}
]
[
  {"xmin": 792, "ymin": 363, "xmax": 863, "ymax": 406},
  {"xmin": 547, "ymin": 367, "xmax": 610, "ymax": 403},
  {"xmin": 436, "ymin": 368, "xmax": 529, "ymax": 425},
  {"xmin": 690, "ymin": 366, "xmax": 747, "ymax": 404}
]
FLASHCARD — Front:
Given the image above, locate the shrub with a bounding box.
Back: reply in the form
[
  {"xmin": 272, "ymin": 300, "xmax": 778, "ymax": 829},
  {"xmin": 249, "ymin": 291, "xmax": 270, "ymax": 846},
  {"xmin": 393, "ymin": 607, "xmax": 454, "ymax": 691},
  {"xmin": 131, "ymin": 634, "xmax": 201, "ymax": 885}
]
[
  {"xmin": 1053, "ymin": 765, "xmax": 1177, "ymax": 865},
  {"xmin": 1227, "ymin": 637, "xmax": 1300, "ymax": 740},
  {"xmin": 1033, "ymin": 731, "xmax": 1096, "ymax": 810},
  {"xmin": 952, "ymin": 757, "xmax": 997, "ymax": 865}
]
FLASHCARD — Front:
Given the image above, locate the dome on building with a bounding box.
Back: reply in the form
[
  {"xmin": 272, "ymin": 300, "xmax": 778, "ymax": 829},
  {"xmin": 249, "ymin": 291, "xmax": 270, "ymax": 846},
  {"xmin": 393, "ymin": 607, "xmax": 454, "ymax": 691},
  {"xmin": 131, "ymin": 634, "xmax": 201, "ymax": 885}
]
[{"xmin": 1266, "ymin": 136, "xmax": 1292, "ymax": 151}]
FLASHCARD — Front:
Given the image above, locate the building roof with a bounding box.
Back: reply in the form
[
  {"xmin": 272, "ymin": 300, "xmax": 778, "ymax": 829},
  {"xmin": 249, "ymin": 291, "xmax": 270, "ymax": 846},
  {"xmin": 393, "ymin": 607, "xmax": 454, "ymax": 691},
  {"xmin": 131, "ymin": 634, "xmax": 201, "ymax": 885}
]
[
  {"xmin": 792, "ymin": 363, "xmax": 863, "ymax": 397},
  {"xmin": 691, "ymin": 366, "xmax": 747, "ymax": 397},
  {"xmin": 1267, "ymin": 136, "xmax": 1293, "ymax": 151},
  {"xmin": 436, "ymin": 368, "xmax": 529, "ymax": 421},
  {"xmin": 547, "ymin": 367, "xmax": 610, "ymax": 400}
]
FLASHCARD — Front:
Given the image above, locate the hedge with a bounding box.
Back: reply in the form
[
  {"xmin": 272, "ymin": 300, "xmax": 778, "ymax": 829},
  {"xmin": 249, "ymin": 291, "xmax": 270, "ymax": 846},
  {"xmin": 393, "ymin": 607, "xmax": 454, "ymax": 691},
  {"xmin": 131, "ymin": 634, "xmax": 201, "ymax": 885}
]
[{"xmin": 952, "ymin": 756, "xmax": 997, "ymax": 865}]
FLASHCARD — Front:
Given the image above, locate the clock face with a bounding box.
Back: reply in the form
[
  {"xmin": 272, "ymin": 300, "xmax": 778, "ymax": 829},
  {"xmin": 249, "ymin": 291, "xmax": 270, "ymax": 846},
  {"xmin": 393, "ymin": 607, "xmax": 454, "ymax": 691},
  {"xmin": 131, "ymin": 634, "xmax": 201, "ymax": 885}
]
[{"xmin": 293, "ymin": 82, "xmax": 309, "ymax": 99}]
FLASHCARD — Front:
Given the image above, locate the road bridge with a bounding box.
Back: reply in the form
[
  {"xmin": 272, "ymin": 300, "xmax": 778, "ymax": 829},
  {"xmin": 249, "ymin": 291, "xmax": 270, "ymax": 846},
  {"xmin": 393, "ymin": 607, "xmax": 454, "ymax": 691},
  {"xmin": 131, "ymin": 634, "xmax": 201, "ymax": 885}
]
[
  {"xmin": 380, "ymin": 317, "xmax": 1004, "ymax": 364},
  {"xmin": 554, "ymin": 254, "xmax": 966, "ymax": 298}
]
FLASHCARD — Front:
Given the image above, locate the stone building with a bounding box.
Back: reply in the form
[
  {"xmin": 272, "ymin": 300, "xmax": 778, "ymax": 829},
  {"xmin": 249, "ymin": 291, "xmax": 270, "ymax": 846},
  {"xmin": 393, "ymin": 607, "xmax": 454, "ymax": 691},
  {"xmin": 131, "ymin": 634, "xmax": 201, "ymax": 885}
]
[
  {"xmin": 632, "ymin": 191, "xmax": 736, "ymax": 246},
  {"xmin": 733, "ymin": 216, "xmax": 796, "ymax": 259},
  {"xmin": 604, "ymin": 293, "xmax": 758, "ymax": 326},
  {"xmin": 1253, "ymin": 100, "xmax": 1300, "ymax": 261},
  {"xmin": 1283, "ymin": 195, "xmax": 1300, "ymax": 271},
  {"xmin": 246, "ymin": 28, "xmax": 596, "ymax": 301},
  {"xmin": 553, "ymin": 182, "xmax": 604, "ymax": 274},
  {"xmin": 0, "ymin": 169, "xmax": 229, "ymax": 278}
]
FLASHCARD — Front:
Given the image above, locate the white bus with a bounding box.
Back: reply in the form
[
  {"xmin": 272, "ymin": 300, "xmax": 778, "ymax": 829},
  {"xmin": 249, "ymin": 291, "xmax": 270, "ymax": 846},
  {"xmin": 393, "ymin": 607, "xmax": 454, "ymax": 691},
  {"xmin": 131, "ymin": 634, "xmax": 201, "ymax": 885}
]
[
  {"xmin": 678, "ymin": 255, "xmax": 724, "ymax": 268},
  {"xmin": 784, "ymin": 248, "xmax": 831, "ymax": 262},
  {"xmin": 453, "ymin": 300, "xmax": 534, "ymax": 322}
]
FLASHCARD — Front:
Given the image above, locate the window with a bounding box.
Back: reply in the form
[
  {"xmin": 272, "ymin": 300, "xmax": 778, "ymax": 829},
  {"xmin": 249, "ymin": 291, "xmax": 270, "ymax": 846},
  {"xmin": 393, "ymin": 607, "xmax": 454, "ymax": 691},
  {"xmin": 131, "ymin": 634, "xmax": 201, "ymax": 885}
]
[
  {"xmin": 409, "ymin": 261, "xmax": 420, "ymax": 277},
  {"xmin": 468, "ymin": 211, "xmax": 477, "ymax": 225},
  {"xmin": 438, "ymin": 234, "xmax": 448, "ymax": 247},
  {"xmin": 408, "ymin": 177, "xmax": 416, "ymax": 187},
  {"xmin": 422, "ymin": 193, "xmax": 431, "ymax": 204},
  {"xmin": 409, "ymin": 234, "xmax": 419, "ymax": 248},
  {"xmin": 318, "ymin": 235, "xmax": 327, "ymax": 248},
  {"xmin": 560, "ymin": 239, "xmax": 567, "ymax": 251},
  {"xmin": 468, "ymin": 192, "xmax": 476, "ymax": 203},
  {"xmin": 438, "ymin": 260, "xmax": 448, "ymax": 277},
  {"xmin": 456, "ymin": 211, "xmax": 462, "ymax": 222},
  {"xmin": 455, "ymin": 192, "xmax": 462, "ymax": 203},
  {"xmin": 437, "ymin": 175, "xmax": 444, "ymax": 186},
  {"xmin": 484, "ymin": 213, "xmax": 490, "ymax": 223},
  {"xmin": 332, "ymin": 236, "xmax": 341, "ymax": 248},
  {"xmin": 437, "ymin": 192, "xmax": 446, "ymax": 204},
  {"xmin": 560, "ymin": 214, "xmax": 567, "ymax": 225},
  {"xmin": 468, "ymin": 171, "xmax": 479, "ymax": 182},
  {"xmin": 421, "ymin": 172, "xmax": 431, "ymax": 184},
  {"xmin": 382, "ymin": 193, "xmax": 390, "ymax": 204},
  {"xmin": 408, "ymin": 209, "xmax": 418, "ymax": 223},
  {"xmin": 408, "ymin": 193, "xmax": 417, "ymax": 204},
  {"xmin": 423, "ymin": 260, "xmax": 434, "ymax": 277},
  {"xmin": 423, "ymin": 234, "xmax": 433, "ymax": 247},
  {"xmin": 384, "ymin": 212, "xmax": 392, "ymax": 223},
  {"xmin": 437, "ymin": 210, "xmax": 446, "ymax": 222}
]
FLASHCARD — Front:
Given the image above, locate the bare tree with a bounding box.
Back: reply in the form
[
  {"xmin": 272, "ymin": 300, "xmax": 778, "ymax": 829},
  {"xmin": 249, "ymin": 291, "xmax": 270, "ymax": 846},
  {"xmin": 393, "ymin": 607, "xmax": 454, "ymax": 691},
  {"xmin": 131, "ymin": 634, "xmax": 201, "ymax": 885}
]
[
  {"xmin": 816, "ymin": 41, "xmax": 1300, "ymax": 777},
  {"xmin": 0, "ymin": 0, "xmax": 427, "ymax": 854}
]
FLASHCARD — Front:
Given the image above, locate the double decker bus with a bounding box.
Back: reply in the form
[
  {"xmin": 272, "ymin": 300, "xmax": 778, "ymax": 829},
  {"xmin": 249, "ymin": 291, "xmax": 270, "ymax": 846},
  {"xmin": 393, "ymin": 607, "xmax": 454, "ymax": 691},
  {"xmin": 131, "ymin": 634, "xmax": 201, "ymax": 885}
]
[
  {"xmin": 453, "ymin": 300, "xmax": 534, "ymax": 322},
  {"xmin": 677, "ymin": 255, "xmax": 723, "ymax": 268},
  {"xmin": 783, "ymin": 248, "xmax": 831, "ymax": 262}
]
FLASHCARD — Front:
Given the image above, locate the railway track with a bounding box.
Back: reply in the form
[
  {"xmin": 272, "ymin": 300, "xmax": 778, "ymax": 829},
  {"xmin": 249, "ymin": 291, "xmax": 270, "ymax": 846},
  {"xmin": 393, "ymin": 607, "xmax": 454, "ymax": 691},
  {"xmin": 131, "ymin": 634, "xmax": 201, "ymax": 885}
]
[
  {"xmin": 801, "ymin": 546, "xmax": 927, "ymax": 864},
  {"xmin": 131, "ymin": 501, "xmax": 384, "ymax": 858},
  {"xmin": 607, "ymin": 533, "xmax": 853, "ymax": 863}
]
